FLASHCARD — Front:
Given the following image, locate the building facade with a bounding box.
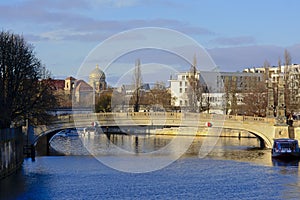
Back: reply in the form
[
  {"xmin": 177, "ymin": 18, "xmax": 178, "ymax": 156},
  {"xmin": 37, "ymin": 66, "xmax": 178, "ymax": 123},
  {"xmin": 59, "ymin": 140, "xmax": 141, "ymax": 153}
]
[
  {"xmin": 169, "ymin": 71, "xmax": 201, "ymax": 107},
  {"xmin": 50, "ymin": 65, "xmax": 107, "ymax": 107},
  {"xmin": 244, "ymin": 64, "xmax": 300, "ymax": 114},
  {"xmin": 168, "ymin": 70, "xmax": 264, "ymax": 114},
  {"xmin": 89, "ymin": 64, "xmax": 107, "ymax": 93}
]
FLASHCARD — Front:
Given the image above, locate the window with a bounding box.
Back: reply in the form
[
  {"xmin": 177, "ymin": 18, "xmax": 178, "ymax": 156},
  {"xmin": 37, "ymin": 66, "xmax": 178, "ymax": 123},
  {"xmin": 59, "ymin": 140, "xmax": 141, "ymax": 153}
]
[
  {"xmin": 180, "ymin": 88, "xmax": 182, "ymax": 93},
  {"xmin": 180, "ymin": 100, "xmax": 183, "ymax": 105},
  {"xmin": 185, "ymin": 88, "xmax": 187, "ymax": 93},
  {"xmin": 180, "ymin": 81, "xmax": 182, "ymax": 87}
]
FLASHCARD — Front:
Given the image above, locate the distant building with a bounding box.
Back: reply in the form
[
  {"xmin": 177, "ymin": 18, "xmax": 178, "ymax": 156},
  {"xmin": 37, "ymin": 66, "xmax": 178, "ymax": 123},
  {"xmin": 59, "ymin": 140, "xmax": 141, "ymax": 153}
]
[
  {"xmin": 169, "ymin": 71, "xmax": 201, "ymax": 107},
  {"xmin": 115, "ymin": 83, "xmax": 151, "ymax": 112},
  {"xmin": 89, "ymin": 64, "xmax": 107, "ymax": 93},
  {"xmin": 74, "ymin": 80, "xmax": 93, "ymax": 105},
  {"xmin": 64, "ymin": 76, "xmax": 76, "ymax": 95},
  {"xmin": 49, "ymin": 65, "xmax": 108, "ymax": 107},
  {"xmin": 244, "ymin": 64, "xmax": 300, "ymax": 114},
  {"xmin": 198, "ymin": 71, "xmax": 264, "ymax": 93},
  {"xmin": 121, "ymin": 84, "xmax": 151, "ymax": 95},
  {"xmin": 168, "ymin": 70, "xmax": 264, "ymax": 113}
]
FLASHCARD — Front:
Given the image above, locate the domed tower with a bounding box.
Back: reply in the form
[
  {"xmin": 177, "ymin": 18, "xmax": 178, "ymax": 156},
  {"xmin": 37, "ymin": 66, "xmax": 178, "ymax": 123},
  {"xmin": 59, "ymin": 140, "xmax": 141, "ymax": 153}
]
[{"xmin": 89, "ymin": 64, "xmax": 107, "ymax": 92}]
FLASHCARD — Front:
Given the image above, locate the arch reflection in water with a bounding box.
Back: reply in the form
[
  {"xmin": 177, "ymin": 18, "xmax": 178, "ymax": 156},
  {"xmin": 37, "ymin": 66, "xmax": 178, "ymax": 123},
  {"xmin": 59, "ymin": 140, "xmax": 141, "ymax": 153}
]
[{"xmin": 49, "ymin": 134, "xmax": 271, "ymax": 164}]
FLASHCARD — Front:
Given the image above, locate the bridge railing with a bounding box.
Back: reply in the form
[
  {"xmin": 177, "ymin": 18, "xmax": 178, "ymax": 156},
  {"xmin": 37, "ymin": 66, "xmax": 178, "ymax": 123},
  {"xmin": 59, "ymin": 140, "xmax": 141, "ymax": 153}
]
[
  {"xmin": 225, "ymin": 115, "xmax": 276, "ymax": 124},
  {"xmin": 52, "ymin": 112, "xmax": 276, "ymax": 126}
]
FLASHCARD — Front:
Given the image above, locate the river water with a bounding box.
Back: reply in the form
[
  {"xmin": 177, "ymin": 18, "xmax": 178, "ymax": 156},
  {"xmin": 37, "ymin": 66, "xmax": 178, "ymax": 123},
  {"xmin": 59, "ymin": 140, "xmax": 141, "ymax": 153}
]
[{"xmin": 1, "ymin": 133, "xmax": 300, "ymax": 200}]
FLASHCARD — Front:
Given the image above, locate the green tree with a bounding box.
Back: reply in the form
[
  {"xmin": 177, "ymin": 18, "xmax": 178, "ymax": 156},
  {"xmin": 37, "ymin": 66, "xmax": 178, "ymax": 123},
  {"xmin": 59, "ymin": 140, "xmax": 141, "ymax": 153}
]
[{"xmin": 0, "ymin": 31, "xmax": 57, "ymax": 128}]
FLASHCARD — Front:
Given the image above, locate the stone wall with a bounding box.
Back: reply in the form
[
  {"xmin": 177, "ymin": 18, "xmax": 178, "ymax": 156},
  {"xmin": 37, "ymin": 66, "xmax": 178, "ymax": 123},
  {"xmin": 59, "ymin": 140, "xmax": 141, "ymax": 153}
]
[{"xmin": 0, "ymin": 127, "xmax": 24, "ymax": 179}]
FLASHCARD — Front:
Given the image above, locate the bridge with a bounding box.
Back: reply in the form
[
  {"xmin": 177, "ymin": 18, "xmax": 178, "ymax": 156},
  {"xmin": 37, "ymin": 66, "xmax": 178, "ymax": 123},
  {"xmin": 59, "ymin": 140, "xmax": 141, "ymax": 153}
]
[{"xmin": 30, "ymin": 112, "xmax": 300, "ymax": 155}]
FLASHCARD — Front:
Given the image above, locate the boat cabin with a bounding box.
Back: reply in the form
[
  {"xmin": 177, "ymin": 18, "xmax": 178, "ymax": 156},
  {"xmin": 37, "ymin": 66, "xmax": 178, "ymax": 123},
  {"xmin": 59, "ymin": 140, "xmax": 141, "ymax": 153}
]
[{"xmin": 272, "ymin": 138, "xmax": 299, "ymax": 153}]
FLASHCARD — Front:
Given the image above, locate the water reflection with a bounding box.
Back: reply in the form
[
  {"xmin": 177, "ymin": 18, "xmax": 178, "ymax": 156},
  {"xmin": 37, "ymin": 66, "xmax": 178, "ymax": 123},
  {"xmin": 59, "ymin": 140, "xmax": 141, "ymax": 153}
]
[
  {"xmin": 49, "ymin": 133, "xmax": 278, "ymax": 166},
  {"xmin": 0, "ymin": 165, "xmax": 26, "ymax": 200},
  {"xmin": 2, "ymin": 134, "xmax": 300, "ymax": 199},
  {"xmin": 272, "ymin": 158, "xmax": 300, "ymax": 167}
]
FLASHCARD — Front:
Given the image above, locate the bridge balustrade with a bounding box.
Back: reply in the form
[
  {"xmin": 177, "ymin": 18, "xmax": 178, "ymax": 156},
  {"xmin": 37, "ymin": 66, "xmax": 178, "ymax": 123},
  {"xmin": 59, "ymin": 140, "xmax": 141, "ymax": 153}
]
[{"xmin": 53, "ymin": 113, "xmax": 276, "ymax": 127}]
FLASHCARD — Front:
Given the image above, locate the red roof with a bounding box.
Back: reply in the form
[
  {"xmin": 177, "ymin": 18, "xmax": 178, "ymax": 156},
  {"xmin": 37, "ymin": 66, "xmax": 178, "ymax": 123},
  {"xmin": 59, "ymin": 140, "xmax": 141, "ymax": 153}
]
[{"xmin": 44, "ymin": 79, "xmax": 65, "ymax": 90}]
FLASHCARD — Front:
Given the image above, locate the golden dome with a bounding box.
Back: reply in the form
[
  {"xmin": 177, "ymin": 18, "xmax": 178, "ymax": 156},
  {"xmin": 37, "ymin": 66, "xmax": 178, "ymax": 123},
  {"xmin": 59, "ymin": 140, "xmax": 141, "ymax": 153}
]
[{"xmin": 89, "ymin": 65, "xmax": 105, "ymax": 80}]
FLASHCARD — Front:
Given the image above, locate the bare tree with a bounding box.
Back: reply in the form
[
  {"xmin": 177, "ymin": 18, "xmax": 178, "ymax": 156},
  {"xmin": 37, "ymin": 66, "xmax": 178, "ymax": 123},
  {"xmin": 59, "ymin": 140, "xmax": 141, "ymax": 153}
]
[
  {"xmin": 140, "ymin": 82, "xmax": 172, "ymax": 111},
  {"xmin": 284, "ymin": 49, "xmax": 292, "ymax": 67},
  {"xmin": 187, "ymin": 54, "xmax": 205, "ymax": 112},
  {"xmin": 0, "ymin": 31, "xmax": 57, "ymax": 128},
  {"xmin": 275, "ymin": 58, "xmax": 281, "ymax": 108},
  {"xmin": 263, "ymin": 60, "xmax": 271, "ymax": 80},
  {"xmin": 187, "ymin": 55, "xmax": 198, "ymax": 112},
  {"xmin": 132, "ymin": 59, "xmax": 142, "ymax": 112},
  {"xmin": 224, "ymin": 77, "xmax": 238, "ymax": 115},
  {"xmin": 284, "ymin": 49, "xmax": 292, "ymax": 114},
  {"xmin": 242, "ymin": 81, "xmax": 267, "ymax": 117}
]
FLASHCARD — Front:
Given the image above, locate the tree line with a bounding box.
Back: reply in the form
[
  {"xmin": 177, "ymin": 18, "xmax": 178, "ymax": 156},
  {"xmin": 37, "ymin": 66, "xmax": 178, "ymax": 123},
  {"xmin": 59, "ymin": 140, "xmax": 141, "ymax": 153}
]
[{"xmin": 0, "ymin": 31, "xmax": 57, "ymax": 128}]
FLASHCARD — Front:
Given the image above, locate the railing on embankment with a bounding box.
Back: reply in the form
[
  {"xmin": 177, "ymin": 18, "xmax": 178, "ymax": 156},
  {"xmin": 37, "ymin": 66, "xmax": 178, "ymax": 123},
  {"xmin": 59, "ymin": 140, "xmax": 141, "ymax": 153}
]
[{"xmin": 0, "ymin": 127, "xmax": 23, "ymax": 179}]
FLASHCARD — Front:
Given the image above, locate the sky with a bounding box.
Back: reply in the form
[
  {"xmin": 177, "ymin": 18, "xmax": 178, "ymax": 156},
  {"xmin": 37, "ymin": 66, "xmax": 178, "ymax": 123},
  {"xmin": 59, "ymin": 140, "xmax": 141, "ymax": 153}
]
[{"xmin": 1, "ymin": 0, "xmax": 300, "ymax": 85}]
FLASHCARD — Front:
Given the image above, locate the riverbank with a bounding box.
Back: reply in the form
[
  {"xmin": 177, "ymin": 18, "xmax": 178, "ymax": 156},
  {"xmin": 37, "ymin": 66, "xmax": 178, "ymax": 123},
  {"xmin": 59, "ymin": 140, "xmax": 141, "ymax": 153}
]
[{"xmin": 0, "ymin": 127, "xmax": 24, "ymax": 179}]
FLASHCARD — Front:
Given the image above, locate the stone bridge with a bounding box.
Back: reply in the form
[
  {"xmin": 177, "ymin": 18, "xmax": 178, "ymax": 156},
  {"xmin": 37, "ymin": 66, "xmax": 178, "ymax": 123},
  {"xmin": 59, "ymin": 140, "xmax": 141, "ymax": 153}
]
[{"xmin": 32, "ymin": 112, "xmax": 300, "ymax": 155}]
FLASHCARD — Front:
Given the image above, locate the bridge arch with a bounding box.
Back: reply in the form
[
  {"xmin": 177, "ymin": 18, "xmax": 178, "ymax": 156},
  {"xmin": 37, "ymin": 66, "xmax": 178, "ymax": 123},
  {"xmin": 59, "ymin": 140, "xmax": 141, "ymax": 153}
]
[
  {"xmin": 250, "ymin": 132, "xmax": 269, "ymax": 148},
  {"xmin": 215, "ymin": 124, "xmax": 273, "ymax": 148},
  {"xmin": 244, "ymin": 130, "xmax": 273, "ymax": 149},
  {"xmin": 34, "ymin": 126, "xmax": 76, "ymax": 156}
]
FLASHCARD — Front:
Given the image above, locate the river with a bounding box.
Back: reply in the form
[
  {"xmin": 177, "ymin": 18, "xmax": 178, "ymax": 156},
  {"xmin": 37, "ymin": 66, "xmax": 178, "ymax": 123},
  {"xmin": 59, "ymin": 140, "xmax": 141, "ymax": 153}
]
[{"xmin": 1, "ymin": 133, "xmax": 300, "ymax": 200}]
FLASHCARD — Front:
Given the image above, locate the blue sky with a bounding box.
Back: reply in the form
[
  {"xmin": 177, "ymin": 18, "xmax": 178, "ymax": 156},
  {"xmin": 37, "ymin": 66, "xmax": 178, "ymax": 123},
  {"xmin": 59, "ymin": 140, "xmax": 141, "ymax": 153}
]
[{"xmin": 1, "ymin": 0, "xmax": 300, "ymax": 83}]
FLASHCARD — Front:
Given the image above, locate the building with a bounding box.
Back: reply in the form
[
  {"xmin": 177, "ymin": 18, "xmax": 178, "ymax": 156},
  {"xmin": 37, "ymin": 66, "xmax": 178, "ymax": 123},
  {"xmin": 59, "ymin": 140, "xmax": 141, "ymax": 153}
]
[
  {"xmin": 168, "ymin": 70, "xmax": 264, "ymax": 113},
  {"xmin": 89, "ymin": 64, "xmax": 107, "ymax": 93},
  {"xmin": 64, "ymin": 76, "xmax": 76, "ymax": 95},
  {"xmin": 115, "ymin": 83, "xmax": 151, "ymax": 112},
  {"xmin": 168, "ymin": 71, "xmax": 201, "ymax": 107},
  {"xmin": 244, "ymin": 64, "xmax": 300, "ymax": 114},
  {"xmin": 74, "ymin": 80, "xmax": 93, "ymax": 105},
  {"xmin": 49, "ymin": 65, "xmax": 107, "ymax": 107}
]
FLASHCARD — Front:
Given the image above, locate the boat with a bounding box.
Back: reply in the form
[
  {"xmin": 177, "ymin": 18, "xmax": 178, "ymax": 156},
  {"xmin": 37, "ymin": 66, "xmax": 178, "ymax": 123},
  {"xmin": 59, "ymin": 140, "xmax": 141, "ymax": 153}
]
[
  {"xmin": 271, "ymin": 138, "xmax": 300, "ymax": 159},
  {"xmin": 65, "ymin": 128, "xmax": 80, "ymax": 137},
  {"xmin": 55, "ymin": 129, "xmax": 80, "ymax": 137}
]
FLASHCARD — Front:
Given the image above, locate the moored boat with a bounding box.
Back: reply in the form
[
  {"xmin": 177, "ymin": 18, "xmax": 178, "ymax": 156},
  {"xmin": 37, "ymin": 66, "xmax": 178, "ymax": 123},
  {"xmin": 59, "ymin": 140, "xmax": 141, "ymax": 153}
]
[
  {"xmin": 272, "ymin": 138, "xmax": 300, "ymax": 159},
  {"xmin": 56, "ymin": 128, "xmax": 80, "ymax": 137}
]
